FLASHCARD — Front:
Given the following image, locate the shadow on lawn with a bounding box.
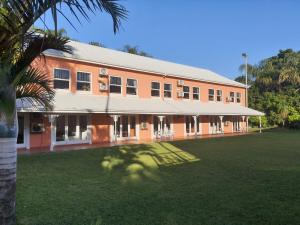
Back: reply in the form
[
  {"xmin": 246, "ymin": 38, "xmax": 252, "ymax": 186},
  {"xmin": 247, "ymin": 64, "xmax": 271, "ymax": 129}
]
[{"xmin": 100, "ymin": 142, "xmax": 200, "ymax": 184}]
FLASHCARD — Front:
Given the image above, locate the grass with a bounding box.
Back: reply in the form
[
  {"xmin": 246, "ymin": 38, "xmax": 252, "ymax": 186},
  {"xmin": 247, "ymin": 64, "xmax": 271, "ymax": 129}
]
[{"xmin": 17, "ymin": 129, "xmax": 300, "ymax": 225}]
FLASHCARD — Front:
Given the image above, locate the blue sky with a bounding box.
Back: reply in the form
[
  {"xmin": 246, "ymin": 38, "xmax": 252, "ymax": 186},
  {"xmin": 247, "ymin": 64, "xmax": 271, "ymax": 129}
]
[{"xmin": 36, "ymin": 0, "xmax": 300, "ymax": 79}]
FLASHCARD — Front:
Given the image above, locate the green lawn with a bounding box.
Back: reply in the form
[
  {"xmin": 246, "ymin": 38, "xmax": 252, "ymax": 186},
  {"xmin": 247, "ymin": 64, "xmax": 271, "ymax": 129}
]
[{"xmin": 17, "ymin": 129, "xmax": 300, "ymax": 225}]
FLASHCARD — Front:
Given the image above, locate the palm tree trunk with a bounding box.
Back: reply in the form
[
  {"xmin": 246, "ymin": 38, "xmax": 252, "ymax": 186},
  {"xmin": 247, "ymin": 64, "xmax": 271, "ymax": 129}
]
[{"xmin": 0, "ymin": 111, "xmax": 18, "ymax": 225}]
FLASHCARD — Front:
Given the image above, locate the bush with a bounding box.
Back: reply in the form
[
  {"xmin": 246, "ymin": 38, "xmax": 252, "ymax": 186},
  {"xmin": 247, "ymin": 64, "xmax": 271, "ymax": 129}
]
[{"xmin": 249, "ymin": 116, "xmax": 268, "ymax": 128}]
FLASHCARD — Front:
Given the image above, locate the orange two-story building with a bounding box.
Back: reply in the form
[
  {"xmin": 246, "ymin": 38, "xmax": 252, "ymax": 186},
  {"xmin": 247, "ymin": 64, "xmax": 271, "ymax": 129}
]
[{"xmin": 16, "ymin": 41, "xmax": 263, "ymax": 151}]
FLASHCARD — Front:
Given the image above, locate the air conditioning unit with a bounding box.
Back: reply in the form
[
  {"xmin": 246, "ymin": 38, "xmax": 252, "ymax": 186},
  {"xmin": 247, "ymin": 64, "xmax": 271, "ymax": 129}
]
[
  {"xmin": 140, "ymin": 122, "xmax": 147, "ymax": 130},
  {"xmin": 99, "ymin": 83, "xmax": 108, "ymax": 91},
  {"xmin": 99, "ymin": 68, "xmax": 108, "ymax": 76},
  {"xmin": 177, "ymin": 80, "xmax": 184, "ymax": 86},
  {"xmin": 177, "ymin": 91, "xmax": 184, "ymax": 98}
]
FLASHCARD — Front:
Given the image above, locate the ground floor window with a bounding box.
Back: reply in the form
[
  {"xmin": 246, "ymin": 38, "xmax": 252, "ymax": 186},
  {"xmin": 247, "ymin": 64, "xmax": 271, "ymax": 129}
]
[
  {"xmin": 113, "ymin": 115, "xmax": 136, "ymax": 139},
  {"xmin": 153, "ymin": 116, "xmax": 172, "ymax": 137},
  {"xmin": 233, "ymin": 116, "xmax": 241, "ymax": 132},
  {"xmin": 185, "ymin": 116, "xmax": 200, "ymax": 135},
  {"xmin": 56, "ymin": 115, "xmax": 88, "ymax": 142},
  {"xmin": 209, "ymin": 116, "xmax": 222, "ymax": 134}
]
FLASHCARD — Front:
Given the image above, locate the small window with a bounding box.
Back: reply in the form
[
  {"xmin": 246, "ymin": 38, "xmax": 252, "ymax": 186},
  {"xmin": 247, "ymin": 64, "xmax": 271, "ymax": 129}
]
[
  {"xmin": 208, "ymin": 89, "xmax": 214, "ymax": 101},
  {"xmin": 230, "ymin": 92, "xmax": 235, "ymax": 102},
  {"xmin": 216, "ymin": 90, "xmax": 222, "ymax": 102},
  {"xmin": 236, "ymin": 92, "xmax": 241, "ymax": 103},
  {"xmin": 193, "ymin": 87, "xmax": 200, "ymax": 100},
  {"xmin": 77, "ymin": 72, "xmax": 91, "ymax": 91},
  {"xmin": 151, "ymin": 82, "xmax": 160, "ymax": 97},
  {"xmin": 183, "ymin": 86, "xmax": 189, "ymax": 99},
  {"xmin": 164, "ymin": 83, "xmax": 172, "ymax": 98},
  {"xmin": 54, "ymin": 69, "xmax": 70, "ymax": 89},
  {"xmin": 126, "ymin": 78, "xmax": 137, "ymax": 95},
  {"xmin": 110, "ymin": 76, "xmax": 122, "ymax": 93}
]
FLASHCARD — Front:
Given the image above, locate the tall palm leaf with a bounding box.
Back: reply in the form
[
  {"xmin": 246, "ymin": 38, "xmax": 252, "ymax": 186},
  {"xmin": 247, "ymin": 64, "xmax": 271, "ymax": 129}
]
[{"xmin": 0, "ymin": 1, "xmax": 127, "ymax": 224}]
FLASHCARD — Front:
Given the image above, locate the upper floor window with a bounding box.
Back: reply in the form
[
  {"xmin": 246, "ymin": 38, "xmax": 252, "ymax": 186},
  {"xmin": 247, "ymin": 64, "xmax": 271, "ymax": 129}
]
[
  {"xmin": 77, "ymin": 72, "xmax": 91, "ymax": 91},
  {"xmin": 208, "ymin": 89, "xmax": 214, "ymax": 101},
  {"xmin": 151, "ymin": 82, "xmax": 160, "ymax": 97},
  {"xmin": 54, "ymin": 69, "xmax": 70, "ymax": 90},
  {"xmin": 183, "ymin": 86, "xmax": 189, "ymax": 99},
  {"xmin": 216, "ymin": 90, "xmax": 222, "ymax": 102},
  {"xmin": 126, "ymin": 78, "xmax": 137, "ymax": 95},
  {"xmin": 230, "ymin": 92, "xmax": 235, "ymax": 102},
  {"xmin": 236, "ymin": 92, "xmax": 241, "ymax": 103},
  {"xmin": 164, "ymin": 83, "xmax": 172, "ymax": 98},
  {"xmin": 110, "ymin": 76, "xmax": 122, "ymax": 93},
  {"xmin": 193, "ymin": 87, "xmax": 200, "ymax": 100}
]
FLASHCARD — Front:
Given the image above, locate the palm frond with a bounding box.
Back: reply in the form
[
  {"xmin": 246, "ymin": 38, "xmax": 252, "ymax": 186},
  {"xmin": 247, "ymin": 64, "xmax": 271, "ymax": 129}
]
[{"xmin": 16, "ymin": 67, "xmax": 54, "ymax": 110}]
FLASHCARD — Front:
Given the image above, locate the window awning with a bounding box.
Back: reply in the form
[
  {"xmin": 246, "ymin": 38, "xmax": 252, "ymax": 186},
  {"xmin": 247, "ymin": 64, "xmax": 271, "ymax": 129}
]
[{"xmin": 16, "ymin": 92, "xmax": 264, "ymax": 116}]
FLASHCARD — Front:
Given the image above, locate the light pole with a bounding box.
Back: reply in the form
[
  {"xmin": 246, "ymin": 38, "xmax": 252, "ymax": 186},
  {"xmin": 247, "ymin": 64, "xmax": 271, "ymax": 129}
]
[{"xmin": 242, "ymin": 53, "xmax": 248, "ymax": 107}]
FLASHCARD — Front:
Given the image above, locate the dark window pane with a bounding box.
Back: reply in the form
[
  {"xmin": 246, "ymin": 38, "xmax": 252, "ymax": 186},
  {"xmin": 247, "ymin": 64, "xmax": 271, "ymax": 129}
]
[
  {"xmin": 77, "ymin": 82, "xmax": 91, "ymax": 91},
  {"xmin": 209, "ymin": 89, "xmax": 214, "ymax": 95},
  {"xmin": 183, "ymin": 93, "xmax": 189, "ymax": 99},
  {"xmin": 77, "ymin": 72, "xmax": 90, "ymax": 82},
  {"xmin": 127, "ymin": 87, "xmax": 136, "ymax": 95},
  {"xmin": 193, "ymin": 94, "xmax": 199, "ymax": 100},
  {"xmin": 183, "ymin": 86, "xmax": 189, "ymax": 92},
  {"xmin": 110, "ymin": 76, "xmax": 121, "ymax": 85},
  {"xmin": 164, "ymin": 83, "xmax": 171, "ymax": 91},
  {"xmin": 54, "ymin": 69, "xmax": 69, "ymax": 80},
  {"xmin": 193, "ymin": 87, "xmax": 199, "ymax": 93},
  {"xmin": 127, "ymin": 79, "xmax": 137, "ymax": 87},
  {"xmin": 110, "ymin": 85, "xmax": 121, "ymax": 93},
  {"xmin": 54, "ymin": 80, "xmax": 69, "ymax": 89},
  {"xmin": 151, "ymin": 90, "xmax": 160, "ymax": 97},
  {"xmin": 151, "ymin": 82, "xmax": 160, "ymax": 89},
  {"xmin": 164, "ymin": 91, "xmax": 172, "ymax": 98}
]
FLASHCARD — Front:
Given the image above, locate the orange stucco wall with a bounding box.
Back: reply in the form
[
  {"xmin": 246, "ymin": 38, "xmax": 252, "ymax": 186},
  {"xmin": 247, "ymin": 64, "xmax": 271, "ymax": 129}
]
[
  {"xmin": 30, "ymin": 116, "xmax": 51, "ymax": 148},
  {"xmin": 91, "ymin": 114, "xmax": 111, "ymax": 144}
]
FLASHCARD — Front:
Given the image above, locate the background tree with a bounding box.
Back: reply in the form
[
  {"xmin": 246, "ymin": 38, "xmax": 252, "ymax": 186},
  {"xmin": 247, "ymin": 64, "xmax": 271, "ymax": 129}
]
[
  {"xmin": 0, "ymin": 1, "xmax": 127, "ymax": 224},
  {"xmin": 89, "ymin": 41, "xmax": 105, "ymax": 47},
  {"xmin": 235, "ymin": 49, "xmax": 300, "ymax": 128},
  {"xmin": 121, "ymin": 44, "xmax": 152, "ymax": 57}
]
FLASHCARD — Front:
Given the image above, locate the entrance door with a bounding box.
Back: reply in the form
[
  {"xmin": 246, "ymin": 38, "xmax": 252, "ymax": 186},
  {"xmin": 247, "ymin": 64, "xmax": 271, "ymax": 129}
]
[{"xmin": 17, "ymin": 115, "xmax": 25, "ymax": 147}]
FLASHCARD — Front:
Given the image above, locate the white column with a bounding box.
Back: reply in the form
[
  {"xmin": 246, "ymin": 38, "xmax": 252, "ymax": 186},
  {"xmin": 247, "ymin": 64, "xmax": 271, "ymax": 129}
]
[
  {"xmin": 64, "ymin": 115, "xmax": 68, "ymax": 142},
  {"xmin": 193, "ymin": 116, "xmax": 197, "ymax": 137},
  {"xmin": 259, "ymin": 116, "xmax": 262, "ymax": 133},
  {"xmin": 246, "ymin": 116, "xmax": 249, "ymax": 133},
  {"xmin": 24, "ymin": 113, "xmax": 30, "ymax": 150},
  {"xmin": 112, "ymin": 115, "xmax": 120, "ymax": 142},
  {"xmin": 87, "ymin": 114, "xmax": 92, "ymax": 144},
  {"xmin": 76, "ymin": 115, "xmax": 80, "ymax": 140},
  {"xmin": 49, "ymin": 115, "xmax": 57, "ymax": 151},
  {"xmin": 158, "ymin": 116, "xmax": 164, "ymax": 138},
  {"xmin": 242, "ymin": 116, "xmax": 245, "ymax": 133},
  {"xmin": 127, "ymin": 116, "xmax": 130, "ymax": 138},
  {"xmin": 219, "ymin": 116, "xmax": 224, "ymax": 134}
]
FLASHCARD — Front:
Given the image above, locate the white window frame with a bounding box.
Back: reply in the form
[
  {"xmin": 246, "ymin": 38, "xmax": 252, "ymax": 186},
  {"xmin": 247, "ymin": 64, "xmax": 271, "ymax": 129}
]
[
  {"xmin": 230, "ymin": 92, "xmax": 235, "ymax": 103},
  {"xmin": 109, "ymin": 75, "xmax": 122, "ymax": 95},
  {"xmin": 164, "ymin": 83, "xmax": 172, "ymax": 98},
  {"xmin": 193, "ymin": 87, "xmax": 200, "ymax": 100},
  {"xmin": 151, "ymin": 81, "xmax": 160, "ymax": 97},
  {"xmin": 216, "ymin": 90, "xmax": 222, "ymax": 102},
  {"xmin": 53, "ymin": 68, "xmax": 71, "ymax": 91},
  {"xmin": 208, "ymin": 89, "xmax": 215, "ymax": 101},
  {"xmin": 126, "ymin": 78, "xmax": 138, "ymax": 96},
  {"xmin": 236, "ymin": 92, "xmax": 241, "ymax": 103},
  {"xmin": 76, "ymin": 71, "xmax": 92, "ymax": 93},
  {"xmin": 183, "ymin": 86, "xmax": 190, "ymax": 99}
]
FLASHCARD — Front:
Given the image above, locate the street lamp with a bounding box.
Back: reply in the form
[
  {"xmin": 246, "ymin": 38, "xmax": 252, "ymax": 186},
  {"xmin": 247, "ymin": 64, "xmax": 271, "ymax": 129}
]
[{"xmin": 242, "ymin": 53, "xmax": 248, "ymax": 107}]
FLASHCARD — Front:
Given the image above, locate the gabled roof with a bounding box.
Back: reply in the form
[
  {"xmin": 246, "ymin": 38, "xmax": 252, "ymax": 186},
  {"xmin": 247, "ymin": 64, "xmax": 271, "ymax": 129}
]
[
  {"xmin": 17, "ymin": 93, "xmax": 264, "ymax": 116},
  {"xmin": 44, "ymin": 41, "xmax": 245, "ymax": 88}
]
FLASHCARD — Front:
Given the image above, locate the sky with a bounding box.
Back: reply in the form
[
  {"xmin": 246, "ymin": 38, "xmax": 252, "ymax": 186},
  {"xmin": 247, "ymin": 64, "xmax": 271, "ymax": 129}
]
[{"xmin": 36, "ymin": 0, "xmax": 300, "ymax": 80}]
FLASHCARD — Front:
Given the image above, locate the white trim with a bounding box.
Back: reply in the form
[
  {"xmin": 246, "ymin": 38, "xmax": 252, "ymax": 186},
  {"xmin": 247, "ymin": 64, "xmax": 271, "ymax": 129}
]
[
  {"xmin": 151, "ymin": 81, "xmax": 161, "ymax": 98},
  {"xmin": 126, "ymin": 77, "xmax": 138, "ymax": 96},
  {"xmin": 76, "ymin": 70, "xmax": 92, "ymax": 94},
  {"xmin": 182, "ymin": 85, "xmax": 190, "ymax": 99},
  {"xmin": 53, "ymin": 68, "xmax": 71, "ymax": 92},
  {"xmin": 163, "ymin": 83, "xmax": 172, "ymax": 99},
  {"xmin": 208, "ymin": 88, "xmax": 215, "ymax": 102},
  {"xmin": 192, "ymin": 87, "xmax": 200, "ymax": 101},
  {"xmin": 109, "ymin": 75, "xmax": 123, "ymax": 95}
]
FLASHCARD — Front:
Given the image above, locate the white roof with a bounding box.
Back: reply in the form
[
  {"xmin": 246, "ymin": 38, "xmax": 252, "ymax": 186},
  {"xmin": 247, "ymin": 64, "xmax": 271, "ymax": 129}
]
[
  {"xmin": 17, "ymin": 93, "xmax": 264, "ymax": 116},
  {"xmin": 44, "ymin": 41, "xmax": 246, "ymax": 88}
]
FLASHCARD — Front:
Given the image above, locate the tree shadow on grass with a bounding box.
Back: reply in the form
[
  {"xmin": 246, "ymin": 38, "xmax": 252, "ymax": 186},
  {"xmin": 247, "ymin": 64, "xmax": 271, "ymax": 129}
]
[{"xmin": 100, "ymin": 142, "xmax": 200, "ymax": 184}]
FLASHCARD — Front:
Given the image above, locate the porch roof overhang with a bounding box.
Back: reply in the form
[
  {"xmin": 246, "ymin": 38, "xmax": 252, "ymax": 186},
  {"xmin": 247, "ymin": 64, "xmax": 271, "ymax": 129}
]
[{"xmin": 16, "ymin": 92, "xmax": 264, "ymax": 116}]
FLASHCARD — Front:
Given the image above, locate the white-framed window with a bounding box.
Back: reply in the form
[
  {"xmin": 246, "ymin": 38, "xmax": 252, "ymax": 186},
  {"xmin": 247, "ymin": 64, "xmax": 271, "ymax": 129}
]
[
  {"xmin": 77, "ymin": 72, "xmax": 91, "ymax": 91},
  {"xmin": 151, "ymin": 82, "xmax": 160, "ymax": 97},
  {"xmin": 54, "ymin": 68, "xmax": 70, "ymax": 90},
  {"xmin": 164, "ymin": 83, "xmax": 172, "ymax": 98},
  {"xmin": 236, "ymin": 92, "xmax": 241, "ymax": 103},
  {"xmin": 208, "ymin": 89, "xmax": 214, "ymax": 101},
  {"xmin": 126, "ymin": 78, "xmax": 137, "ymax": 95},
  {"xmin": 230, "ymin": 92, "xmax": 235, "ymax": 102},
  {"xmin": 216, "ymin": 90, "xmax": 222, "ymax": 102},
  {"xmin": 183, "ymin": 86, "xmax": 189, "ymax": 99},
  {"xmin": 193, "ymin": 87, "xmax": 200, "ymax": 100},
  {"xmin": 110, "ymin": 76, "xmax": 122, "ymax": 93}
]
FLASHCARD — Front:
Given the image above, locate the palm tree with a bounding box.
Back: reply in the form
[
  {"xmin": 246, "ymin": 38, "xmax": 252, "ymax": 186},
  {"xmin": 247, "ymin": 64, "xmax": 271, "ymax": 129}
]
[
  {"xmin": 121, "ymin": 44, "xmax": 152, "ymax": 57},
  {"xmin": 0, "ymin": 1, "xmax": 127, "ymax": 224}
]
